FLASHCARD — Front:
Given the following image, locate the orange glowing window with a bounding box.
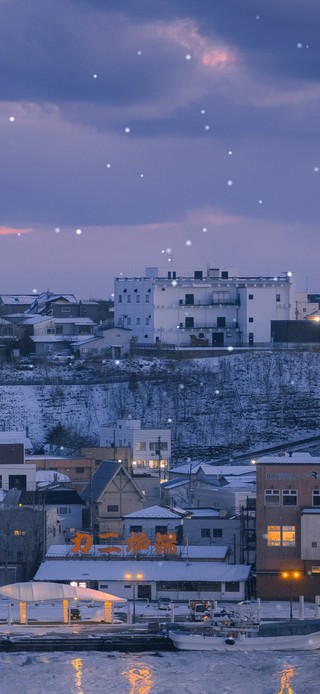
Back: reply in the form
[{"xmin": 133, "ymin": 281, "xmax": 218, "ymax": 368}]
[
  {"xmin": 267, "ymin": 525, "xmax": 281, "ymax": 546},
  {"xmin": 282, "ymin": 526, "xmax": 295, "ymax": 546}
]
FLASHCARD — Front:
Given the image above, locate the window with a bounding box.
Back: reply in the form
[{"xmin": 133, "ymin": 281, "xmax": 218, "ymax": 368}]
[
  {"xmin": 146, "ymin": 317, "xmax": 150, "ymax": 325},
  {"xmin": 127, "ymin": 295, "xmax": 131, "ymax": 302},
  {"xmin": 9, "ymin": 475, "xmax": 26, "ymax": 490},
  {"xmin": 59, "ymin": 507, "xmax": 68, "ymax": 514},
  {"xmin": 107, "ymin": 505, "xmax": 119, "ymax": 512},
  {"xmin": 61, "ymin": 307, "xmax": 70, "ymax": 313},
  {"xmin": 145, "ymin": 295, "xmax": 150, "ymax": 302},
  {"xmin": 249, "ymin": 294, "xmax": 254, "ymax": 300},
  {"xmin": 225, "ymin": 582, "xmax": 240, "ymax": 592},
  {"xmin": 283, "ymin": 490, "xmax": 297, "ymax": 506},
  {"xmin": 312, "ymin": 542, "xmax": 318, "ymax": 548},
  {"xmin": 136, "ymin": 318, "xmax": 140, "ymax": 325},
  {"xmin": 185, "ymin": 317, "xmax": 194, "ymax": 328},
  {"xmin": 149, "ymin": 460, "xmax": 159, "ymax": 469},
  {"xmin": 265, "ymin": 489, "xmax": 280, "ymax": 506},
  {"xmin": 267, "ymin": 526, "xmax": 281, "ymax": 546},
  {"xmin": 217, "ymin": 317, "xmax": 226, "ymax": 328},
  {"xmin": 267, "ymin": 525, "xmax": 295, "ymax": 547},
  {"xmin": 249, "ymin": 317, "xmax": 254, "ymax": 323},
  {"xmin": 136, "ymin": 295, "xmax": 140, "ymax": 303},
  {"xmin": 136, "ymin": 459, "xmax": 147, "ymax": 467},
  {"xmin": 0, "ymin": 475, "xmax": 2, "ymax": 488},
  {"xmin": 282, "ymin": 526, "xmax": 295, "ymax": 546},
  {"xmin": 313, "ymin": 490, "xmax": 320, "ymax": 507},
  {"xmin": 185, "ymin": 294, "xmax": 194, "ymax": 305},
  {"xmin": 17, "ymin": 551, "xmax": 23, "ymax": 561},
  {"xmin": 276, "ymin": 294, "xmax": 281, "ymax": 302},
  {"xmin": 155, "ymin": 525, "xmax": 168, "ymax": 535},
  {"xmin": 76, "ymin": 467, "xmax": 84, "ymax": 473},
  {"xmin": 201, "ymin": 528, "xmax": 211, "ymax": 538},
  {"xmin": 212, "ymin": 528, "xmax": 222, "ymax": 538},
  {"xmin": 136, "ymin": 442, "xmax": 146, "ymax": 451},
  {"xmin": 150, "ymin": 441, "xmax": 168, "ymax": 451},
  {"xmin": 129, "ymin": 525, "xmax": 143, "ymax": 533}
]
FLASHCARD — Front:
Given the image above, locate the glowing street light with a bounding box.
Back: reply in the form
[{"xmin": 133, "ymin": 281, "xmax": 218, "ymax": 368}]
[
  {"xmin": 281, "ymin": 571, "xmax": 302, "ymax": 621},
  {"xmin": 124, "ymin": 572, "xmax": 143, "ymax": 624}
]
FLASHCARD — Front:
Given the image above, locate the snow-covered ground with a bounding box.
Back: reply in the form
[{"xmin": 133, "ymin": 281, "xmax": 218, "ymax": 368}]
[{"xmin": 2, "ymin": 350, "xmax": 320, "ymax": 458}]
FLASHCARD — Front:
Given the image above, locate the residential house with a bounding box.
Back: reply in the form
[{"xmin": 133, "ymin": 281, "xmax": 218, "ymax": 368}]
[{"xmin": 81, "ymin": 461, "xmax": 146, "ymax": 536}]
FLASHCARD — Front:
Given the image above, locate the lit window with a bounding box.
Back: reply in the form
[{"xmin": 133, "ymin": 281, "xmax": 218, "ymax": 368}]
[
  {"xmin": 149, "ymin": 460, "xmax": 159, "ymax": 469},
  {"xmin": 283, "ymin": 490, "xmax": 297, "ymax": 506},
  {"xmin": 136, "ymin": 442, "xmax": 146, "ymax": 451},
  {"xmin": 267, "ymin": 526, "xmax": 281, "ymax": 546},
  {"xmin": 282, "ymin": 525, "xmax": 295, "ymax": 546},
  {"xmin": 265, "ymin": 489, "xmax": 280, "ymax": 506}
]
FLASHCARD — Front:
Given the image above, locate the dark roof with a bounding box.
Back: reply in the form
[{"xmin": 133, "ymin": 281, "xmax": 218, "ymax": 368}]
[
  {"xmin": 81, "ymin": 461, "xmax": 121, "ymax": 502},
  {"xmin": 19, "ymin": 489, "xmax": 85, "ymax": 506},
  {"xmin": 81, "ymin": 461, "xmax": 144, "ymax": 502}
]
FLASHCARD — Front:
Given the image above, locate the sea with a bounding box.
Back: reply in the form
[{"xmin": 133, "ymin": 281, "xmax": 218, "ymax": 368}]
[{"xmin": 0, "ymin": 650, "xmax": 319, "ymax": 694}]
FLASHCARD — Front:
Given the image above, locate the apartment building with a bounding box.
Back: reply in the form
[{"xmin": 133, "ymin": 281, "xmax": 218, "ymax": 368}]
[
  {"xmin": 99, "ymin": 419, "xmax": 171, "ymax": 476},
  {"xmin": 114, "ymin": 266, "xmax": 296, "ymax": 347},
  {"xmin": 256, "ymin": 452, "xmax": 320, "ymax": 600}
]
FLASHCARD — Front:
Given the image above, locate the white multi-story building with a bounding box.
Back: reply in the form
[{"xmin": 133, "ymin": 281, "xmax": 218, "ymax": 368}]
[
  {"xmin": 99, "ymin": 419, "xmax": 171, "ymax": 476},
  {"xmin": 114, "ymin": 266, "xmax": 296, "ymax": 347}
]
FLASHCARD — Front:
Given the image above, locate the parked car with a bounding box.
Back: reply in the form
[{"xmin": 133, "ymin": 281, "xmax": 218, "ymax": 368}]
[
  {"xmin": 52, "ymin": 353, "xmax": 75, "ymax": 363},
  {"xmin": 158, "ymin": 598, "xmax": 172, "ymax": 611}
]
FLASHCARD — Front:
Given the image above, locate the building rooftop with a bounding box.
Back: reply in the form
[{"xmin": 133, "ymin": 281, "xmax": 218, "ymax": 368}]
[{"xmin": 256, "ymin": 453, "xmax": 320, "ymax": 465}]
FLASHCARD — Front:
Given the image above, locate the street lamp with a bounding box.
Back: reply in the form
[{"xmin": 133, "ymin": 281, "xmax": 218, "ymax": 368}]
[
  {"xmin": 124, "ymin": 572, "xmax": 143, "ymax": 624},
  {"xmin": 281, "ymin": 571, "xmax": 302, "ymax": 621}
]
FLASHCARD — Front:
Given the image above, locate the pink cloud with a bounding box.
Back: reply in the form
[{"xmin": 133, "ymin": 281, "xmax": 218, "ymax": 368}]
[{"xmin": 202, "ymin": 50, "xmax": 234, "ymax": 67}]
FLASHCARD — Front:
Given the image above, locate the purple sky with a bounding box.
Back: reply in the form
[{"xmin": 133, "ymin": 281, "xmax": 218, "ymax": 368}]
[{"xmin": 0, "ymin": 0, "xmax": 319, "ymax": 298}]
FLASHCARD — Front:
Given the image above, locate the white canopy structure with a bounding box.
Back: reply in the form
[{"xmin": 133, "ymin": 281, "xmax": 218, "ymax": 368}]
[{"xmin": 0, "ymin": 581, "xmax": 126, "ymax": 604}]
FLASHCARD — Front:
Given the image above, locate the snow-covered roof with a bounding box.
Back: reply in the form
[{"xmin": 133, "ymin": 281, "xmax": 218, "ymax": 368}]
[
  {"xmin": 124, "ymin": 504, "xmax": 185, "ymax": 519},
  {"xmin": 171, "ymin": 462, "xmax": 255, "ymax": 477},
  {"xmin": 301, "ymin": 508, "xmax": 320, "ymax": 514},
  {"xmin": 0, "ymin": 295, "xmax": 36, "ymax": 305},
  {"xmin": 0, "ymin": 581, "xmax": 125, "ymax": 603},
  {"xmin": 256, "ymin": 453, "xmax": 320, "ymax": 465},
  {"xmin": 186, "ymin": 508, "xmax": 220, "ymax": 518},
  {"xmin": 46, "ymin": 544, "xmax": 229, "ymax": 560},
  {"xmin": 0, "ymin": 431, "xmax": 32, "ymax": 450},
  {"xmin": 31, "ymin": 335, "xmax": 74, "ymax": 343},
  {"xmin": 23, "ymin": 316, "xmax": 52, "ymax": 325},
  {"xmin": 35, "ymin": 560, "xmax": 250, "ymax": 583},
  {"xmin": 53, "ymin": 318, "xmax": 94, "ymax": 324},
  {"xmin": 36, "ymin": 470, "xmax": 71, "ymax": 487}
]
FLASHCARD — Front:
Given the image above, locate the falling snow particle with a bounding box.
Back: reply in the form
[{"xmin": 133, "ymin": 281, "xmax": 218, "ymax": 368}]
[
  {"xmin": 314, "ymin": 166, "xmax": 319, "ymax": 172},
  {"xmin": 32, "ymin": 288, "xmax": 37, "ymax": 294},
  {"xmin": 297, "ymin": 42, "xmax": 303, "ymax": 48},
  {"xmin": 256, "ymin": 15, "xmax": 260, "ymax": 20},
  {"xmin": 9, "ymin": 116, "xmax": 15, "ymax": 122},
  {"xmin": 106, "ymin": 163, "xmax": 111, "ymax": 169},
  {"xmin": 17, "ymin": 233, "xmax": 21, "ymax": 237},
  {"xmin": 93, "ymin": 74, "xmax": 98, "ymax": 79},
  {"xmin": 202, "ymin": 227, "xmax": 207, "ymax": 232},
  {"xmin": 204, "ymin": 125, "xmax": 210, "ymax": 131},
  {"xmin": 185, "ymin": 54, "xmax": 192, "ymax": 60},
  {"xmin": 228, "ymin": 150, "xmax": 233, "ymax": 155},
  {"xmin": 137, "ymin": 50, "xmax": 142, "ymax": 55},
  {"xmin": 227, "ymin": 180, "xmax": 233, "ymax": 186},
  {"xmin": 76, "ymin": 228, "xmax": 82, "ymax": 235},
  {"xmin": 201, "ymin": 109, "xmax": 205, "ymax": 114},
  {"xmin": 124, "ymin": 127, "xmax": 131, "ymax": 133},
  {"xmin": 186, "ymin": 240, "xmax": 192, "ymax": 246},
  {"xmin": 54, "ymin": 227, "xmax": 60, "ymax": 233},
  {"xmin": 140, "ymin": 173, "xmax": 144, "ymax": 178},
  {"xmin": 258, "ymin": 199, "xmax": 263, "ymax": 204},
  {"xmin": 166, "ymin": 247, "xmax": 172, "ymax": 254}
]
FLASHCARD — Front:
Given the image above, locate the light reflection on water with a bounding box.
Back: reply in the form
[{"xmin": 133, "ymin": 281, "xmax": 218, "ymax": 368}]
[
  {"xmin": 0, "ymin": 651, "xmax": 319, "ymax": 693},
  {"xmin": 277, "ymin": 664, "xmax": 295, "ymax": 694},
  {"xmin": 71, "ymin": 657, "xmax": 84, "ymax": 694},
  {"xmin": 122, "ymin": 660, "xmax": 154, "ymax": 693}
]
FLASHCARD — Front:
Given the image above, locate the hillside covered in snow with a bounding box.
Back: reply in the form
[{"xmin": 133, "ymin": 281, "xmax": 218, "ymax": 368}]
[{"xmin": 1, "ymin": 350, "xmax": 320, "ymax": 460}]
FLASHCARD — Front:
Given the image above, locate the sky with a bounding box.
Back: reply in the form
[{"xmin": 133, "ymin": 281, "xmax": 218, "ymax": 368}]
[{"xmin": 0, "ymin": 0, "xmax": 319, "ymax": 299}]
